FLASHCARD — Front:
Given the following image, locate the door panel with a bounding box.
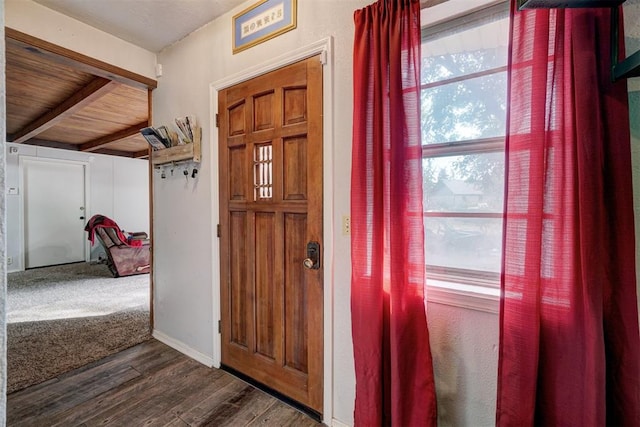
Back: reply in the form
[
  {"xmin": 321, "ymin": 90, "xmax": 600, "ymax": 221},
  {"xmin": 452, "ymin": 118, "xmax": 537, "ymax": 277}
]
[
  {"xmin": 283, "ymin": 136, "xmax": 307, "ymax": 200},
  {"xmin": 284, "ymin": 213, "xmax": 308, "ymax": 372},
  {"xmin": 24, "ymin": 158, "xmax": 86, "ymax": 268},
  {"xmin": 254, "ymin": 211, "xmax": 277, "ymax": 360},
  {"xmin": 230, "ymin": 211, "xmax": 248, "ymax": 348},
  {"xmin": 219, "ymin": 56, "xmax": 323, "ymax": 413},
  {"xmin": 229, "ymin": 147, "xmax": 247, "ymax": 200}
]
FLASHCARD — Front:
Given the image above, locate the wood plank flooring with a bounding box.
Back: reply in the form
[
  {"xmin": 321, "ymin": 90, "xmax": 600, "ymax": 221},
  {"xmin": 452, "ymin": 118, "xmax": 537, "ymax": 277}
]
[{"xmin": 7, "ymin": 339, "xmax": 323, "ymax": 426}]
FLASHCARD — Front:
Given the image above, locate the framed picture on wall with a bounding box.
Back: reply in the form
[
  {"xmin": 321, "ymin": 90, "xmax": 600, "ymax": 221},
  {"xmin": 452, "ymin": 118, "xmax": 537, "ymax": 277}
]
[{"xmin": 232, "ymin": 0, "xmax": 297, "ymax": 54}]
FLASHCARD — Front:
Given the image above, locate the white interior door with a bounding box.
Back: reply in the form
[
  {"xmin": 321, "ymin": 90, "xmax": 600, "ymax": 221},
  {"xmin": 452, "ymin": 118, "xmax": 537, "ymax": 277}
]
[{"xmin": 23, "ymin": 158, "xmax": 87, "ymax": 269}]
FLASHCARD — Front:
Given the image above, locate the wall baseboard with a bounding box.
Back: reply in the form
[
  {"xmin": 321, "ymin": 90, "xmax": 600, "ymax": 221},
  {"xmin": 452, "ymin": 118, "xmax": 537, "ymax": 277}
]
[
  {"xmin": 332, "ymin": 418, "xmax": 351, "ymax": 427},
  {"xmin": 152, "ymin": 329, "xmax": 214, "ymax": 367}
]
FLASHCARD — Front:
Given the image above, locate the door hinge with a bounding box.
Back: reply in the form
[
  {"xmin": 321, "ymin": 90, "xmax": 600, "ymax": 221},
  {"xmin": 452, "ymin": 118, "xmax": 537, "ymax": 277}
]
[
  {"xmin": 215, "ymin": 113, "xmax": 220, "ymax": 128},
  {"xmin": 218, "ymin": 320, "xmax": 222, "ymax": 333},
  {"xmin": 217, "ymin": 224, "xmax": 221, "ymax": 238}
]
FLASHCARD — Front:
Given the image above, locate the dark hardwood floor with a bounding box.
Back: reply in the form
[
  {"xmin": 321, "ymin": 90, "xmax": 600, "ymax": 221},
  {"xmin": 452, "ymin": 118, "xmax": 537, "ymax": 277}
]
[{"xmin": 7, "ymin": 339, "xmax": 323, "ymax": 426}]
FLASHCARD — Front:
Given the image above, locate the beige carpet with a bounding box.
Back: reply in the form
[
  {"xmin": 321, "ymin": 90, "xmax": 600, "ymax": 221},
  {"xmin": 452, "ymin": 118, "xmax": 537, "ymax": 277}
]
[{"xmin": 6, "ymin": 262, "xmax": 151, "ymax": 394}]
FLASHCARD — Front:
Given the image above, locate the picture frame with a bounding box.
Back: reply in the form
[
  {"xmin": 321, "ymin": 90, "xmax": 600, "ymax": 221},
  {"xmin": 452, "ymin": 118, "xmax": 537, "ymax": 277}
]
[{"xmin": 232, "ymin": 0, "xmax": 297, "ymax": 54}]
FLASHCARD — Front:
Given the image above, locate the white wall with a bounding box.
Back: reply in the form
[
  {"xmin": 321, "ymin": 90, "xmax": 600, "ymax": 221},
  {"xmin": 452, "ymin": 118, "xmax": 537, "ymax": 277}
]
[
  {"xmin": 153, "ymin": 1, "xmax": 500, "ymax": 425},
  {"xmin": 428, "ymin": 303, "xmax": 499, "ymax": 426},
  {"xmin": 4, "ymin": 0, "xmax": 156, "ymax": 80},
  {"xmin": 5, "ymin": 143, "xmax": 150, "ymax": 272}
]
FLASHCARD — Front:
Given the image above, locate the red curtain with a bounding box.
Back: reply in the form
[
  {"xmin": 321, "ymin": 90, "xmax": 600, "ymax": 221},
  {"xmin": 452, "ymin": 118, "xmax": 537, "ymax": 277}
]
[
  {"xmin": 351, "ymin": 0, "xmax": 437, "ymax": 425},
  {"xmin": 497, "ymin": 1, "xmax": 640, "ymax": 425}
]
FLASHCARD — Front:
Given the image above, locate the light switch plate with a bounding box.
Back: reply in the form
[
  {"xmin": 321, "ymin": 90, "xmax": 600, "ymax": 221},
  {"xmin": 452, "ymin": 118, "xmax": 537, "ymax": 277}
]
[{"xmin": 342, "ymin": 215, "xmax": 350, "ymax": 235}]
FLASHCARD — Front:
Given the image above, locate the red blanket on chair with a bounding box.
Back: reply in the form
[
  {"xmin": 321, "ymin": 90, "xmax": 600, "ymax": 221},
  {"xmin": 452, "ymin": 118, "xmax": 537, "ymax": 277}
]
[{"xmin": 84, "ymin": 215, "xmax": 142, "ymax": 247}]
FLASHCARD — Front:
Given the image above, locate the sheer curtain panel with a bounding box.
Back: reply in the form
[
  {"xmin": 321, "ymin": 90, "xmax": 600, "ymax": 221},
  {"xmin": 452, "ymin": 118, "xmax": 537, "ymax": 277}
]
[
  {"xmin": 497, "ymin": 1, "xmax": 640, "ymax": 425},
  {"xmin": 351, "ymin": 0, "xmax": 437, "ymax": 425}
]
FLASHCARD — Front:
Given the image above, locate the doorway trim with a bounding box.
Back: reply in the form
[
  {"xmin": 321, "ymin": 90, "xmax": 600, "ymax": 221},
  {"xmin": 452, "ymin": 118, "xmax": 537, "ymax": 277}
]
[
  {"xmin": 19, "ymin": 156, "xmax": 91, "ymax": 270},
  {"xmin": 209, "ymin": 36, "xmax": 335, "ymax": 423}
]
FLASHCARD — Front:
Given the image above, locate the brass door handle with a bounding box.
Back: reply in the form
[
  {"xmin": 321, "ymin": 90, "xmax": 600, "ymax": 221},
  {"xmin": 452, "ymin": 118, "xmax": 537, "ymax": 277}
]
[{"xmin": 304, "ymin": 241, "xmax": 320, "ymax": 270}]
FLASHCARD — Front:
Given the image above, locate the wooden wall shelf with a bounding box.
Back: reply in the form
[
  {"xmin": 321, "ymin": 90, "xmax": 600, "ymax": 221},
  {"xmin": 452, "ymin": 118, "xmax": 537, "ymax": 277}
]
[{"xmin": 151, "ymin": 127, "xmax": 201, "ymax": 166}]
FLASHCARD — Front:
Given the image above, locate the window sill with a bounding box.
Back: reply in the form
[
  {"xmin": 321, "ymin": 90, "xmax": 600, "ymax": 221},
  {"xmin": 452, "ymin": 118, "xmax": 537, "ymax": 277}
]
[{"xmin": 426, "ymin": 279, "xmax": 500, "ymax": 314}]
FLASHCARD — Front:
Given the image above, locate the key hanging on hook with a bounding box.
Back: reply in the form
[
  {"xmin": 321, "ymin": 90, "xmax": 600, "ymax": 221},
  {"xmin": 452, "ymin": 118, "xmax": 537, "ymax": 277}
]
[
  {"xmin": 191, "ymin": 168, "xmax": 198, "ymax": 179},
  {"xmin": 183, "ymin": 168, "xmax": 189, "ymax": 181}
]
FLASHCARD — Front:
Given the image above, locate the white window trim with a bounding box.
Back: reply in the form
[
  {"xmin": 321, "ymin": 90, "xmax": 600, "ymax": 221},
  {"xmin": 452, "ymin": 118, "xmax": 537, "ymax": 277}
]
[
  {"xmin": 427, "ymin": 279, "xmax": 500, "ymax": 314},
  {"xmin": 421, "ymin": 0, "xmax": 506, "ymax": 28}
]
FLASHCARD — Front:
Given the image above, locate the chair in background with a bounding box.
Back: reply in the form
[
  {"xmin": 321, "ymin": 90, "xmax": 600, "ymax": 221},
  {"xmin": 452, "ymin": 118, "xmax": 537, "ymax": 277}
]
[{"xmin": 85, "ymin": 214, "xmax": 150, "ymax": 277}]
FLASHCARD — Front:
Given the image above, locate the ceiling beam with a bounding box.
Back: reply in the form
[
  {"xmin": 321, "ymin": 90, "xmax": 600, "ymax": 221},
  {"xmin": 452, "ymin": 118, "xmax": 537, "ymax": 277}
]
[
  {"xmin": 23, "ymin": 138, "xmax": 80, "ymax": 151},
  {"xmin": 133, "ymin": 149, "xmax": 150, "ymax": 159},
  {"xmin": 10, "ymin": 77, "xmax": 119, "ymax": 144},
  {"xmin": 92, "ymin": 148, "xmax": 135, "ymax": 158},
  {"xmin": 80, "ymin": 121, "xmax": 148, "ymax": 152},
  {"xmin": 6, "ymin": 28, "xmax": 158, "ymax": 90}
]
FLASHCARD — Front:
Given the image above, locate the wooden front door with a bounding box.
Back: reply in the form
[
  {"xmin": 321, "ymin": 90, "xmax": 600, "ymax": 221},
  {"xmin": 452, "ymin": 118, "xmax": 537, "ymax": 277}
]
[{"xmin": 218, "ymin": 56, "xmax": 323, "ymax": 414}]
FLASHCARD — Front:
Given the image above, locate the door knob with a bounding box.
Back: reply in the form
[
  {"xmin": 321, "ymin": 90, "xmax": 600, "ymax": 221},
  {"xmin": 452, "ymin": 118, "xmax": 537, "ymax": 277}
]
[{"xmin": 303, "ymin": 241, "xmax": 320, "ymax": 270}]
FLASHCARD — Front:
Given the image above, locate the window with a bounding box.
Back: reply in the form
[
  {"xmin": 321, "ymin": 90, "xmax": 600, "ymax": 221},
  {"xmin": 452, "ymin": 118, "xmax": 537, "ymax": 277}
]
[{"xmin": 421, "ymin": 3, "xmax": 509, "ymax": 288}]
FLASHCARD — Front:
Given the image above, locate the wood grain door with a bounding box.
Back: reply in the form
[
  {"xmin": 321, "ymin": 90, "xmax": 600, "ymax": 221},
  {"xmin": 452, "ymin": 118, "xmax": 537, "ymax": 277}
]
[{"xmin": 218, "ymin": 56, "xmax": 323, "ymax": 414}]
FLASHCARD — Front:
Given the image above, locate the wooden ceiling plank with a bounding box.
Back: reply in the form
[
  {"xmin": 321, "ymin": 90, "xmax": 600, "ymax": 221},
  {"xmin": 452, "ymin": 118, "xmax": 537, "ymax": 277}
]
[
  {"xmin": 38, "ymin": 114, "xmax": 147, "ymax": 144},
  {"xmin": 80, "ymin": 121, "xmax": 148, "ymax": 152},
  {"xmin": 10, "ymin": 77, "xmax": 119, "ymax": 144},
  {"xmin": 6, "ymin": 28, "xmax": 158, "ymax": 90}
]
